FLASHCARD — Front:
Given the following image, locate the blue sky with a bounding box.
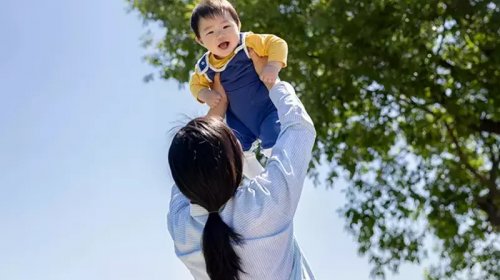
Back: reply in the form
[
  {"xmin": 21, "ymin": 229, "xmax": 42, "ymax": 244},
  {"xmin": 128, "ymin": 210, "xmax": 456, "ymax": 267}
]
[{"xmin": 0, "ymin": 1, "xmax": 425, "ymax": 279}]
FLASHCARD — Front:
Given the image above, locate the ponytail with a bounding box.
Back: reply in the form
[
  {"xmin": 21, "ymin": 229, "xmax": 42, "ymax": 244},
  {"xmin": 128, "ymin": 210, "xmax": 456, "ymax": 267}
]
[{"xmin": 203, "ymin": 212, "xmax": 244, "ymax": 280}]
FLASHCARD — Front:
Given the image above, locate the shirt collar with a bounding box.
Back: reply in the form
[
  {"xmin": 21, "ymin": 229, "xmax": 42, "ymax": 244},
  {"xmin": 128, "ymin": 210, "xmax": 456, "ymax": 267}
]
[{"xmin": 190, "ymin": 203, "xmax": 209, "ymax": 217}]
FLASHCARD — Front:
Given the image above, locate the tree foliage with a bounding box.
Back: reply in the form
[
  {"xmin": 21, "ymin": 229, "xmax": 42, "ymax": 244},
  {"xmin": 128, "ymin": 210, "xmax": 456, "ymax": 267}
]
[{"xmin": 127, "ymin": 0, "xmax": 500, "ymax": 279}]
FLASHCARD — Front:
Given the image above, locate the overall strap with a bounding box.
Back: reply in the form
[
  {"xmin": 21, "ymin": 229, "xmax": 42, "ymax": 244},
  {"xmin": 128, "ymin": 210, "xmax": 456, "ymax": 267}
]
[
  {"xmin": 234, "ymin": 32, "xmax": 250, "ymax": 58},
  {"xmin": 195, "ymin": 52, "xmax": 213, "ymax": 83}
]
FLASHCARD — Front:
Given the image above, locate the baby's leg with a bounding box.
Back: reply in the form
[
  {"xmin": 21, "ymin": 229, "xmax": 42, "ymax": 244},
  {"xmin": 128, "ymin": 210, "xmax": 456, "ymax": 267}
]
[
  {"xmin": 261, "ymin": 147, "xmax": 272, "ymax": 158},
  {"xmin": 226, "ymin": 110, "xmax": 264, "ymax": 179},
  {"xmin": 243, "ymin": 150, "xmax": 264, "ymax": 179}
]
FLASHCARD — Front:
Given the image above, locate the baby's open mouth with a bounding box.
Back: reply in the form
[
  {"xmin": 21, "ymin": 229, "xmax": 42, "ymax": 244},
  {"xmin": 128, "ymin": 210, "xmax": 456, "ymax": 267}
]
[{"xmin": 218, "ymin": 41, "xmax": 230, "ymax": 49}]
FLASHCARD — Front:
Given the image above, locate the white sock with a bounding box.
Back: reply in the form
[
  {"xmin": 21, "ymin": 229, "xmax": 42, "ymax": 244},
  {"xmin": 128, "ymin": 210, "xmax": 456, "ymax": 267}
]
[{"xmin": 243, "ymin": 151, "xmax": 264, "ymax": 179}]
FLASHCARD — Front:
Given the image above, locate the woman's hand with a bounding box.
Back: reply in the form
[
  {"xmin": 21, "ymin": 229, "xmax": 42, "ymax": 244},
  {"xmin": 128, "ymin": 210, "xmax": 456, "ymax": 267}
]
[
  {"xmin": 248, "ymin": 48, "xmax": 279, "ymax": 90},
  {"xmin": 260, "ymin": 61, "xmax": 282, "ymax": 84},
  {"xmin": 198, "ymin": 88, "xmax": 222, "ymax": 109},
  {"xmin": 206, "ymin": 73, "xmax": 228, "ymax": 118}
]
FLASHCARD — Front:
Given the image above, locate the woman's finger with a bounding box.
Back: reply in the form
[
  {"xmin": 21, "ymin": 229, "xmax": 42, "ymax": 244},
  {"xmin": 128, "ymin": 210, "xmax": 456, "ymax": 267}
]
[
  {"xmin": 206, "ymin": 72, "xmax": 228, "ymax": 118},
  {"xmin": 212, "ymin": 73, "xmax": 227, "ymax": 100},
  {"xmin": 248, "ymin": 48, "xmax": 268, "ymax": 75}
]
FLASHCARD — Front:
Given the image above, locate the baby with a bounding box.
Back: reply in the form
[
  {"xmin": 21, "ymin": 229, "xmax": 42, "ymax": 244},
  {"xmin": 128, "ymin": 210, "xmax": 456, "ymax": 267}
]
[{"xmin": 189, "ymin": 0, "xmax": 288, "ymax": 178}]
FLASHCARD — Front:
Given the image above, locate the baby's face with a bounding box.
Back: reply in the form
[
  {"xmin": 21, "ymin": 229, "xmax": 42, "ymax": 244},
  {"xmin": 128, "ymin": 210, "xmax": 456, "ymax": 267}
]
[{"xmin": 197, "ymin": 13, "xmax": 240, "ymax": 59}]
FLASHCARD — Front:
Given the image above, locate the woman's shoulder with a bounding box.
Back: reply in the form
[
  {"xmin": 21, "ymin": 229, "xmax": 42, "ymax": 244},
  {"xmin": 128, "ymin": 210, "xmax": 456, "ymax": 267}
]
[{"xmin": 222, "ymin": 175, "xmax": 292, "ymax": 235}]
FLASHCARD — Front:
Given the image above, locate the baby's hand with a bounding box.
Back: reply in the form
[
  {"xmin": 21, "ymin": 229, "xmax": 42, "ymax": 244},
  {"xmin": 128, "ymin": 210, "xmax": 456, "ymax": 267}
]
[
  {"xmin": 198, "ymin": 89, "xmax": 222, "ymax": 108},
  {"xmin": 260, "ymin": 61, "xmax": 282, "ymax": 84}
]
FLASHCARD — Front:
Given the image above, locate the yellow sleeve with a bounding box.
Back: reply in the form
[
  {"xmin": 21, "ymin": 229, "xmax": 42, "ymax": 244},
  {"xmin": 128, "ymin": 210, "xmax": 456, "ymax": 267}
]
[
  {"xmin": 189, "ymin": 71, "xmax": 211, "ymax": 103},
  {"xmin": 245, "ymin": 33, "xmax": 288, "ymax": 67}
]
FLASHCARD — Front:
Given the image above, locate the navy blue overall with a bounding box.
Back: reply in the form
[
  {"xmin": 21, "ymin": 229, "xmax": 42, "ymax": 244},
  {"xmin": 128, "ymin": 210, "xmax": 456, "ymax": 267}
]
[{"xmin": 196, "ymin": 33, "xmax": 280, "ymax": 151}]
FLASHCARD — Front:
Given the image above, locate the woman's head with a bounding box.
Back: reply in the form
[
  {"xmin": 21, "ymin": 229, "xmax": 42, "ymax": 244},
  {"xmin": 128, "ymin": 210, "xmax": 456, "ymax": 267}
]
[
  {"xmin": 168, "ymin": 116, "xmax": 243, "ymax": 212},
  {"xmin": 168, "ymin": 116, "xmax": 245, "ymax": 280}
]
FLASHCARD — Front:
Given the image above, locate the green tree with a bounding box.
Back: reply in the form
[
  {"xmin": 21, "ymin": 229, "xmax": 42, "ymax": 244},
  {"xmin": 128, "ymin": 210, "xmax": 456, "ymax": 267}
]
[{"xmin": 127, "ymin": 0, "xmax": 500, "ymax": 279}]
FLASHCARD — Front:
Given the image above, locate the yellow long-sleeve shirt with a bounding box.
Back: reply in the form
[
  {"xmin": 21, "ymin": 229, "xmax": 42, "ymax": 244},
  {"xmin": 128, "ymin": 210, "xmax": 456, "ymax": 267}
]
[{"xmin": 189, "ymin": 32, "xmax": 288, "ymax": 101}]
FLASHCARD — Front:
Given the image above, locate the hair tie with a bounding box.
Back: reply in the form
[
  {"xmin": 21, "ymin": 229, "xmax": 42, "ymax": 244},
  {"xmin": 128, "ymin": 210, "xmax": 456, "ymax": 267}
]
[{"xmin": 207, "ymin": 203, "xmax": 226, "ymax": 215}]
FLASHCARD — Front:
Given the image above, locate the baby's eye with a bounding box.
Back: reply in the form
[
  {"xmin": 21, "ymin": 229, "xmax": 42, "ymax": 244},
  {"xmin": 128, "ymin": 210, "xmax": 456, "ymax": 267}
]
[
  {"xmin": 223, "ymin": 25, "xmax": 231, "ymax": 29},
  {"xmin": 206, "ymin": 31, "xmax": 214, "ymax": 35}
]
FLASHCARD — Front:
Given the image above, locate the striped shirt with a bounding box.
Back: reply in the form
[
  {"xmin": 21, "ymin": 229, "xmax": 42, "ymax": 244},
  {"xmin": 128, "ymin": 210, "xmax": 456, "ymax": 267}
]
[{"xmin": 168, "ymin": 81, "xmax": 317, "ymax": 279}]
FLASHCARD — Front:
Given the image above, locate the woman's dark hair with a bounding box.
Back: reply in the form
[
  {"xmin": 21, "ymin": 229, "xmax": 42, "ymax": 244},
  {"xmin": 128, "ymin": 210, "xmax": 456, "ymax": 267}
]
[
  {"xmin": 191, "ymin": 0, "xmax": 240, "ymax": 38},
  {"xmin": 168, "ymin": 117, "xmax": 245, "ymax": 280}
]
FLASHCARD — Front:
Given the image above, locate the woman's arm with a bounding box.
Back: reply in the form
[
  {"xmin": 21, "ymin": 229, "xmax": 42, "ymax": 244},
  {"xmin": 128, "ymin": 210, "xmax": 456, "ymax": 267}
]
[
  {"xmin": 260, "ymin": 81, "xmax": 316, "ymax": 217},
  {"xmin": 230, "ymin": 73, "xmax": 316, "ymax": 227},
  {"xmin": 252, "ymin": 49, "xmax": 316, "ymax": 201},
  {"xmin": 206, "ymin": 74, "xmax": 228, "ymax": 118}
]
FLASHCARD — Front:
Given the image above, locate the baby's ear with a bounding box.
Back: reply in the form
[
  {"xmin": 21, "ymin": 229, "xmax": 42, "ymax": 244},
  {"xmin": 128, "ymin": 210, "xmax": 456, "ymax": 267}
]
[{"xmin": 195, "ymin": 37, "xmax": 204, "ymax": 46}]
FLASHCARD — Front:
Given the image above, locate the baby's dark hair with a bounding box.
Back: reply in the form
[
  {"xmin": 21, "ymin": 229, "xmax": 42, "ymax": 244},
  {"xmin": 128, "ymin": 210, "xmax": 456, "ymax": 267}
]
[{"xmin": 191, "ymin": 0, "xmax": 240, "ymax": 38}]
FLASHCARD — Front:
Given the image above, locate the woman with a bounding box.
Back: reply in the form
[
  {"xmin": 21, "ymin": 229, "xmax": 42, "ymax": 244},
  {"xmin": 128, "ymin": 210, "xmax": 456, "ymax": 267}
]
[{"xmin": 167, "ymin": 54, "xmax": 316, "ymax": 280}]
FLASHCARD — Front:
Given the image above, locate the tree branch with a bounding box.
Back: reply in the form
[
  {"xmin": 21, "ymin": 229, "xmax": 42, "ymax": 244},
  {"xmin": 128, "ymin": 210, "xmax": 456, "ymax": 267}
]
[
  {"xmin": 443, "ymin": 122, "xmax": 491, "ymax": 187},
  {"xmin": 445, "ymin": 122, "xmax": 500, "ymax": 229},
  {"xmin": 478, "ymin": 119, "xmax": 500, "ymax": 135},
  {"xmin": 489, "ymin": 143, "xmax": 500, "ymax": 187}
]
